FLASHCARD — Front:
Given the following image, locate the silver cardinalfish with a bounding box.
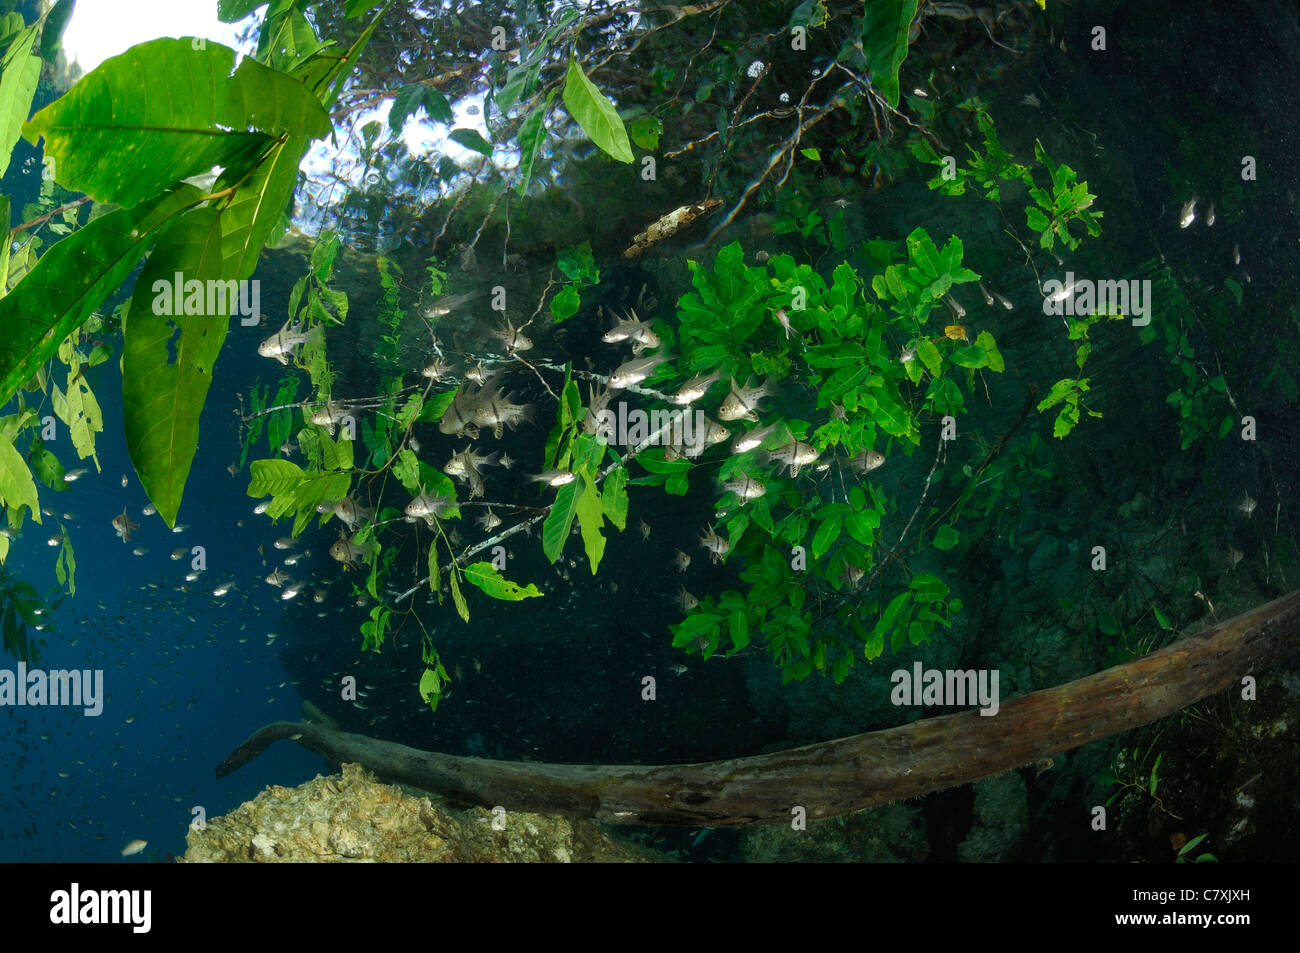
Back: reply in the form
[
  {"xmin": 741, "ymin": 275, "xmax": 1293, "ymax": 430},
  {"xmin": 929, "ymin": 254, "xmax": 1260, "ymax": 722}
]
[
  {"xmin": 767, "ymin": 439, "xmax": 820, "ymax": 477},
  {"xmin": 670, "ymin": 371, "xmax": 722, "ymax": 406},
  {"xmin": 717, "ymin": 377, "xmax": 774, "ymax": 422},
  {"xmin": 257, "ymin": 319, "xmax": 320, "ymax": 365},
  {"xmin": 111, "ymin": 508, "xmax": 138, "ymax": 543},
  {"xmin": 405, "ymin": 490, "xmax": 457, "ymax": 526},
  {"xmin": 608, "ymin": 352, "xmax": 673, "ymax": 390}
]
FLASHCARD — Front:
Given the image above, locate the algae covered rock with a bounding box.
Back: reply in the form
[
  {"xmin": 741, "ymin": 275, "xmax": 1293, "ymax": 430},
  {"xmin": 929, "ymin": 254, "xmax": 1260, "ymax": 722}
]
[{"xmin": 183, "ymin": 763, "xmax": 654, "ymax": 863}]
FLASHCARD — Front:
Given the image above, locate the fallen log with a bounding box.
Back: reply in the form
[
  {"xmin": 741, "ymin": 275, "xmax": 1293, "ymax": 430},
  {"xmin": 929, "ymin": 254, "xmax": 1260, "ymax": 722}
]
[{"xmin": 217, "ymin": 588, "xmax": 1300, "ymax": 826}]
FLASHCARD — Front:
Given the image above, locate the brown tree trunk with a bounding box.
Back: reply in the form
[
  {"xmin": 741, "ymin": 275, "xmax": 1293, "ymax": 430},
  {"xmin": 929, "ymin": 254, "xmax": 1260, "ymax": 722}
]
[{"xmin": 216, "ymin": 588, "xmax": 1300, "ymax": 826}]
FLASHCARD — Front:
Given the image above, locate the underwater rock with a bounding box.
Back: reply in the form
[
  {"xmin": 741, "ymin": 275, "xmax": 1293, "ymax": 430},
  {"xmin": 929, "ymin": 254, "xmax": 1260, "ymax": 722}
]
[
  {"xmin": 738, "ymin": 803, "xmax": 929, "ymax": 862},
  {"xmin": 183, "ymin": 763, "xmax": 655, "ymax": 863},
  {"xmin": 957, "ymin": 770, "xmax": 1028, "ymax": 862}
]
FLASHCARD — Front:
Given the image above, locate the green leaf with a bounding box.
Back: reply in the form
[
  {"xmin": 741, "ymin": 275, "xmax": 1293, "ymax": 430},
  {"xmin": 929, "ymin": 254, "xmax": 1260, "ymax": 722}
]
[
  {"xmin": 39, "ymin": 0, "xmax": 75, "ymax": 63},
  {"xmin": 541, "ymin": 478, "xmax": 580, "ymax": 563},
  {"xmin": 561, "ymin": 58, "xmax": 634, "ymax": 163},
  {"xmin": 627, "ymin": 115, "xmax": 662, "ymax": 150},
  {"xmin": 24, "ymin": 38, "xmax": 330, "ymax": 207},
  {"xmin": 728, "ymin": 610, "xmax": 749, "ymax": 650},
  {"xmin": 549, "ymin": 284, "xmax": 581, "ymax": 322},
  {"xmin": 575, "ymin": 475, "xmax": 606, "ymax": 573},
  {"xmin": 916, "ymin": 338, "xmax": 942, "ymax": 376},
  {"xmin": 463, "ymin": 561, "xmax": 543, "ymax": 600},
  {"xmin": 811, "ymin": 514, "xmax": 842, "ymax": 559},
  {"xmin": 449, "ymin": 568, "xmax": 469, "ymax": 622},
  {"xmin": 417, "ymin": 667, "xmax": 440, "ymax": 707},
  {"xmin": 0, "ymin": 187, "xmax": 200, "ymax": 407},
  {"xmin": 1151, "ymin": 604, "xmax": 1174, "ymax": 631},
  {"xmin": 1025, "ymin": 206, "xmax": 1050, "ymax": 232},
  {"xmin": 859, "ymin": 0, "xmax": 920, "ymax": 107},
  {"xmin": 975, "ymin": 330, "xmax": 1004, "ymax": 372},
  {"xmin": 427, "ymin": 539, "xmax": 441, "ymax": 597},
  {"xmin": 0, "ymin": 20, "xmax": 40, "ymax": 178},
  {"xmin": 948, "ymin": 344, "xmax": 989, "ymax": 369},
  {"xmin": 0, "ymin": 433, "xmax": 39, "ymax": 524},
  {"xmin": 515, "ymin": 93, "xmax": 554, "ymax": 197},
  {"xmin": 123, "ymin": 206, "xmax": 240, "ymax": 527},
  {"xmin": 933, "ymin": 524, "xmax": 959, "ymax": 550},
  {"xmin": 448, "ymin": 127, "xmax": 493, "ymax": 157},
  {"xmin": 603, "ymin": 467, "xmax": 628, "ymax": 531}
]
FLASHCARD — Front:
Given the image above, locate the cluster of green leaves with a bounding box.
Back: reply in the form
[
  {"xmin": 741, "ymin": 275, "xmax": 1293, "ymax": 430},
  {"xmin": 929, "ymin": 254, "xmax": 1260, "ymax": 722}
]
[
  {"xmin": 0, "ymin": 2, "xmax": 391, "ymax": 549},
  {"xmin": 912, "ymin": 108, "xmax": 1031, "ymax": 203},
  {"xmin": 247, "ymin": 431, "xmax": 354, "ymax": 536},
  {"xmin": 0, "ymin": 565, "xmax": 62, "ymax": 663},
  {"xmin": 550, "ymin": 241, "xmax": 600, "ymax": 324},
  {"xmin": 538, "ymin": 368, "xmax": 627, "ymax": 573},
  {"xmin": 1135, "ymin": 260, "xmax": 1236, "ymax": 450},
  {"xmin": 1037, "ymin": 307, "xmax": 1126, "ymax": 438},
  {"xmin": 657, "ymin": 227, "xmax": 999, "ymax": 682}
]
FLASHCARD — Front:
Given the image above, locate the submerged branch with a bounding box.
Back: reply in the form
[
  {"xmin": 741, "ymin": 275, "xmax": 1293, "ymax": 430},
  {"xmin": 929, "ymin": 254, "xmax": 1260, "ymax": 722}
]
[{"xmin": 217, "ymin": 588, "xmax": 1300, "ymax": 826}]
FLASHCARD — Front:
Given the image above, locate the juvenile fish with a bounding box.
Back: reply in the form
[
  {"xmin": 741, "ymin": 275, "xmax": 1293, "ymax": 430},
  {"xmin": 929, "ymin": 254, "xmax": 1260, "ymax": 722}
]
[
  {"xmin": 717, "ymin": 377, "xmax": 774, "ymax": 422},
  {"xmin": 670, "ymin": 371, "xmax": 722, "ymax": 406},
  {"xmin": 257, "ymin": 319, "xmax": 320, "ymax": 364},
  {"xmin": 608, "ymin": 352, "xmax": 673, "ymax": 390},
  {"xmin": 767, "ymin": 439, "xmax": 820, "ymax": 477}
]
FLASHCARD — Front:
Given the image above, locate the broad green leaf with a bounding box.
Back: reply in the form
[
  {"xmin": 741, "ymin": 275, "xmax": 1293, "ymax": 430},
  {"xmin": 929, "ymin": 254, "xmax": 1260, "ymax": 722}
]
[
  {"xmin": 1151, "ymin": 603, "xmax": 1174, "ymax": 631},
  {"xmin": 24, "ymin": 38, "xmax": 329, "ymax": 207},
  {"xmin": 933, "ymin": 524, "xmax": 959, "ymax": 550},
  {"xmin": 917, "ymin": 338, "xmax": 942, "ymax": 376},
  {"xmin": 860, "ymin": 1, "xmax": 920, "ymax": 108},
  {"xmin": 603, "ymin": 467, "xmax": 628, "ymax": 531},
  {"xmin": 0, "ymin": 20, "xmax": 40, "ymax": 178},
  {"xmin": 123, "ymin": 206, "xmax": 241, "ymax": 527},
  {"xmin": 516, "ymin": 97, "xmax": 551, "ymax": 197},
  {"xmin": 948, "ymin": 343, "xmax": 989, "ymax": 369},
  {"xmin": 463, "ymin": 561, "xmax": 542, "ymax": 600},
  {"xmin": 976, "ymin": 330, "xmax": 1004, "ymax": 372},
  {"xmin": 541, "ymin": 478, "xmax": 580, "ymax": 563},
  {"xmin": 248, "ymin": 458, "xmax": 305, "ymax": 497},
  {"xmin": 574, "ymin": 475, "xmax": 606, "ymax": 573},
  {"xmin": 418, "ymin": 667, "xmax": 440, "ymax": 706},
  {"xmin": 561, "ymin": 58, "xmax": 634, "ymax": 163},
  {"xmin": 219, "ymin": 132, "xmax": 317, "ymax": 281},
  {"xmin": 0, "ymin": 187, "xmax": 200, "ymax": 407},
  {"xmin": 811, "ymin": 514, "xmax": 842, "ymax": 559},
  {"xmin": 51, "ymin": 374, "xmax": 103, "ymax": 466},
  {"xmin": 448, "ymin": 128, "xmax": 492, "ymax": 156},
  {"xmin": 729, "ymin": 610, "xmax": 749, "ymax": 650},
  {"xmin": 0, "ymin": 433, "xmax": 39, "ymax": 523}
]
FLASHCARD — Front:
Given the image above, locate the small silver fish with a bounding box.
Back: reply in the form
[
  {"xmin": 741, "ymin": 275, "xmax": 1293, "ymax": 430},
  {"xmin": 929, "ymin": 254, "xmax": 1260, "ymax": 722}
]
[
  {"xmin": 477, "ymin": 508, "xmax": 502, "ymax": 532},
  {"xmin": 112, "ymin": 509, "xmax": 138, "ymax": 543},
  {"xmin": 718, "ymin": 473, "xmax": 766, "ymax": 501},
  {"xmin": 527, "ymin": 469, "xmax": 576, "ymax": 488},
  {"xmin": 1237, "ymin": 493, "xmax": 1256, "ymax": 518},
  {"xmin": 945, "ymin": 294, "xmax": 966, "ymax": 319},
  {"xmin": 673, "ymin": 549, "xmax": 691, "ymax": 572},
  {"xmin": 265, "ymin": 569, "xmax": 290, "ymax": 587},
  {"xmin": 120, "ymin": 839, "xmax": 148, "ymax": 857},
  {"xmin": 608, "ymin": 352, "xmax": 673, "ymax": 390},
  {"xmin": 1205, "ymin": 202, "xmax": 1216, "ymax": 227},
  {"xmin": 670, "ymin": 371, "xmax": 722, "ymax": 406},
  {"xmin": 405, "ymin": 490, "xmax": 457, "ymax": 526},
  {"xmin": 732, "ymin": 421, "xmax": 786, "ymax": 454},
  {"xmin": 698, "ymin": 525, "xmax": 731, "ymax": 562},
  {"xmin": 847, "ymin": 449, "xmax": 886, "ymax": 473},
  {"xmin": 309, "ymin": 401, "xmax": 350, "ymax": 435},
  {"xmin": 1178, "ymin": 195, "xmax": 1198, "ymax": 229},
  {"xmin": 978, "ymin": 282, "xmax": 995, "ymax": 306},
  {"xmin": 62, "ymin": 468, "xmax": 88, "ymax": 482},
  {"xmin": 257, "ymin": 318, "xmax": 320, "ymax": 364},
  {"xmin": 273, "ymin": 537, "xmax": 295, "ymax": 550},
  {"xmin": 491, "ymin": 319, "xmax": 533, "ymax": 352},
  {"xmin": 717, "ymin": 377, "xmax": 774, "ymax": 422},
  {"xmin": 677, "ymin": 587, "xmax": 699, "ymax": 612},
  {"xmin": 421, "ymin": 357, "xmax": 456, "ymax": 380},
  {"xmin": 767, "ymin": 439, "xmax": 820, "ymax": 477},
  {"xmin": 169, "ymin": 547, "xmax": 187, "ymax": 561}
]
